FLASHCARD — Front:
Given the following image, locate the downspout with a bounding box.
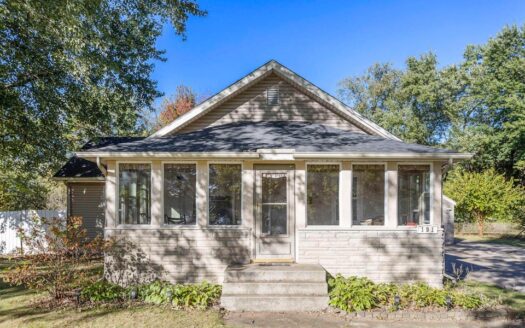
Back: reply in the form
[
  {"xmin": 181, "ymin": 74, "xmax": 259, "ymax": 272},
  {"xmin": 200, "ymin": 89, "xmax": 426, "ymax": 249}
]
[{"xmin": 96, "ymin": 157, "xmax": 107, "ymax": 177}]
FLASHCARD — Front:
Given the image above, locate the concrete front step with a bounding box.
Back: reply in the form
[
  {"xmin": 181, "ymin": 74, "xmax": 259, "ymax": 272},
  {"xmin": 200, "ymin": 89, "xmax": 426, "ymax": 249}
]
[
  {"xmin": 222, "ymin": 281, "xmax": 327, "ymax": 296},
  {"xmin": 221, "ymin": 295, "xmax": 329, "ymax": 312},
  {"xmin": 224, "ymin": 264, "xmax": 326, "ymax": 283}
]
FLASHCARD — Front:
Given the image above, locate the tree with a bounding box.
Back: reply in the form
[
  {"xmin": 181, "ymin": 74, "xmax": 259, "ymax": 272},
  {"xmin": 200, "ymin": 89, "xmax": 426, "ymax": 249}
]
[
  {"xmin": 157, "ymin": 85, "xmax": 197, "ymax": 128},
  {"xmin": 0, "ymin": 0, "xmax": 206, "ymax": 209},
  {"xmin": 444, "ymin": 169, "xmax": 525, "ymax": 236},
  {"xmin": 338, "ymin": 54, "xmax": 452, "ymax": 145}
]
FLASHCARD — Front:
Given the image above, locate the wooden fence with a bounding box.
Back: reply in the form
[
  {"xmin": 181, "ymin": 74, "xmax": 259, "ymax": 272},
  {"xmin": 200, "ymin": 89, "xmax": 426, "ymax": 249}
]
[{"xmin": 0, "ymin": 210, "xmax": 66, "ymax": 255}]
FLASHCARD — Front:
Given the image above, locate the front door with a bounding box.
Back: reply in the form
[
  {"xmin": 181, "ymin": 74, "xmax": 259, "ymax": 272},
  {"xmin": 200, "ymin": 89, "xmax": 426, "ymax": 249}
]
[{"xmin": 254, "ymin": 164, "xmax": 295, "ymax": 261}]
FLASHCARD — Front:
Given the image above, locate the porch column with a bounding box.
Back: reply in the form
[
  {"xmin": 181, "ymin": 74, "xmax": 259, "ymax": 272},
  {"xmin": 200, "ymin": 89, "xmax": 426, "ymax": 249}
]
[
  {"xmin": 242, "ymin": 161, "xmax": 254, "ymax": 230},
  {"xmin": 386, "ymin": 162, "xmax": 398, "ymax": 228},
  {"xmin": 340, "ymin": 161, "xmax": 352, "ymax": 227},
  {"xmin": 433, "ymin": 161, "xmax": 443, "ymax": 227},
  {"xmin": 105, "ymin": 160, "xmax": 117, "ymax": 228},
  {"xmin": 196, "ymin": 160, "xmax": 209, "ymax": 227},
  {"xmin": 150, "ymin": 160, "xmax": 162, "ymax": 226},
  {"xmin": 295, "ymin": 160, "xmax": 307, "ymax": 229}
]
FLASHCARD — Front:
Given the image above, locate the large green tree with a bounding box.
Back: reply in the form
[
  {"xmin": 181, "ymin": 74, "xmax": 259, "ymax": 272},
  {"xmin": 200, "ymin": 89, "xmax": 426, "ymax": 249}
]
[
  {"xmin": 338, "ymin": 25, "xmax": 525, "ymax": 183},
  {"xmin": 0, "ymin": 0, "xmax": 206, "ymax": 209}
]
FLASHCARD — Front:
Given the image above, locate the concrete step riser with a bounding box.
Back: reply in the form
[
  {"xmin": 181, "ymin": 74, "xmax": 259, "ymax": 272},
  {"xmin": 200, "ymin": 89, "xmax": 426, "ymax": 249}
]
[
  {"xmin": 224, "ymin": 271, "xmax": 326, "ymax": 283},
  {"xmin": 221, "ymin": 296, "xmax": 329, "ymax": 312},
  {"xmin": 222, "ymin": 282, "xmax": 327, "ymax": 295}
]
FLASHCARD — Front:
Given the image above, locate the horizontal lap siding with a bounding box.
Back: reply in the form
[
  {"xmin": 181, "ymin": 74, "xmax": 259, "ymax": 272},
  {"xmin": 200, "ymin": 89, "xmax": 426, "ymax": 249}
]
[
  {"xmin": 177, "ymin": 74, "xmax": 366, "ymax": 134},
  {"xmin": 69, "ymin": 183, "xmax": 105, "ymax": 238},
  {"xmin": 297, "ymin": 230, "xmax": 444, "ymax": 287},
  {"xmin": 105, "ymin": 228, "xmax": 251, "ymax": 285}
]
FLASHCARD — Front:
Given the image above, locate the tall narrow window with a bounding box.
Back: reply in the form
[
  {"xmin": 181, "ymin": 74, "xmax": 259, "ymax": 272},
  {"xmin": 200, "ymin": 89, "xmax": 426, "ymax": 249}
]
[
  {"xmin": 352, "ymin": 164, "xmax": 385, "ymax": 226},
  {"xmin": 307, "ymin": 164, "xmax": 339, "ymax": 225},
  {"xmin": 118, "ymin": 163, "xmax": 151, "ymax": 225},
  {"xmin": 398, "ymin": 165, "xmax": 431, "ymax": 226},
  {"xmin": 164, "ymin": 164, "xmax": 196, "ymax": 225},
  {"xmin": 209, "ymin": 164, "xmax": 242, "ymax": 225}
]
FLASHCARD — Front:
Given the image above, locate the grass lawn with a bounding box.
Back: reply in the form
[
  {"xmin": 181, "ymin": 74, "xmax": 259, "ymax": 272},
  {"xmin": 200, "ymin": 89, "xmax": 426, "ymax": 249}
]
[
  {"xmin": 0, "ymin": 258, "xmax": 225, "ymax": 328},
  {"xmin": 456, "ymin": 234, "xmax": 525, "ymax": 248},
  {"xmin": 459, "ymin": 280, "xmax": 525, "ymax": 316}
]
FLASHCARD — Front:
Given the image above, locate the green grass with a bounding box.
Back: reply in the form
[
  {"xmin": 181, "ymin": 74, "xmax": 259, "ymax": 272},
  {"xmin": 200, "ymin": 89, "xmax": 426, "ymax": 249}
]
[
  {"xmin": 456, "ymin": 234, "xmax": 525, "ymax": 248},
  {"xmin": 457, "ymin": 280, "xmax": 525, "ymax": 316},
  {"xmin": 0, "ymin": 258, "xmax": 225, "ymax": 328}
]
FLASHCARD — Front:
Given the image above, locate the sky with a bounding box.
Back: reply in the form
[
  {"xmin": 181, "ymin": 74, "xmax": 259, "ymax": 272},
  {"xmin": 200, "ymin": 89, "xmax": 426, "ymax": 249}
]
[{"xmin": 152, "ymin": 0, "xmax": 525, "ymax": 107}]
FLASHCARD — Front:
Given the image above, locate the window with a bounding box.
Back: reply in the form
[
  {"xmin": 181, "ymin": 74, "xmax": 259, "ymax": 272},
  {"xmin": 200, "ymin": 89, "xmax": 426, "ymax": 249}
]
[
  {"xmin": 307, "ymin": 164, "xmax": 339, "ymax": 225},
  {"xmin": 267, "ymin": 86, "xmax": 279, "ymax": 105},
  {"xmin": 398, "ymin": 165, "xmax": 431, "ymax": 226},
  {"xmin": 118, "ymin": 163, "xmax": 151, "ymax": 225},
  {"xmin": 209, "ymin": 164, "xmax": 242, "ymax": 225},
  {"xmin": 164, "ymin": 164, "xmax": 196, "ymax": 225},
  {"xmin": 352, "ymin": 164, "xmax": 385, "ymax": 226}
]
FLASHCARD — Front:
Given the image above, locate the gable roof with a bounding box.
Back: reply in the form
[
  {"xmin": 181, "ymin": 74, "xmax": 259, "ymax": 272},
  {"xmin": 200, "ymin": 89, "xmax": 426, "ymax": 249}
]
[
  {"xmin": 150, "ymin": 60, "xmax": 401, "ymax": 140},
  {"xmin": 78, "ymin": 121, "xmax": 469, "ymax": 160}
]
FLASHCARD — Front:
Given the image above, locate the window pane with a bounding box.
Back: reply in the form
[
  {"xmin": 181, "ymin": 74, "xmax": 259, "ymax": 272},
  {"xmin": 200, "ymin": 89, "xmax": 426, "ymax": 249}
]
[
  {"xmin": 119, "ymin": 163, "xmax": 151, "ymax": 225},
  {"xmin": 307, "ymin": 165, "xmax": 339, "ymax": 225},
  {"xmin": 352, "ymin": 165, "xmax": 385, "ymax": 226},
  {"xmin": 398, "ymin": 165, "xmax": 431, "ymax": 226},
  {"xmin": 209, "ymin": 164, "xmax": 242, "ymax": 225},
  {"xmin": 164, "ymin": 164, "xmax": 196, "ymax": 225}
]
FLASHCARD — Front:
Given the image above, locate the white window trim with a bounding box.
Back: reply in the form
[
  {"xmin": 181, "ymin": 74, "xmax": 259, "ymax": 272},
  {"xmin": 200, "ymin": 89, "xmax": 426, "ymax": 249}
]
[
  {"xmin": 395, "ymin": 162, "xmax": 434, "ymax": 228},
  {"xmin": 350, "ymin": 162, "xmax": 388, "ymax": 229},
  {"xmin": 207, "ymin": 161, "xmax": 244, "ymax": 228},
  {"xmin": 305, "ymin": 162, "xmax": 342, "ymax": 228},
  {"xmin": 160, "ymin": 161, "xmax": 198, "ymax": 228},
  {"xmin": 115, "ymin": 160, "xmax": 153, "ymax": 228}
]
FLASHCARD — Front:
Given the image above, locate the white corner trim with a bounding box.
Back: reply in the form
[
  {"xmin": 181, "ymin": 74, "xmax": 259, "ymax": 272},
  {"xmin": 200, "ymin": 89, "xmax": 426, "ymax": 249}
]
[{"xmin": 148, "ymin": 60, "xmax": 401, "ymax": 140}]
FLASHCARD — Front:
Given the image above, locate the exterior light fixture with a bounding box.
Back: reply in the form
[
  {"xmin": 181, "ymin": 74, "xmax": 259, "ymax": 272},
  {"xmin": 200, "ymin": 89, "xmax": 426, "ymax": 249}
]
[
  {"xmin": 75, "ymin": 289, "xmax": 82, "ymax": 305},
  {"xmin": 394, "ymin": 295, "xmax": 400, "ymax": 311},
  {"xmin": 130, "ymin": 288, "xmax": 138, "ymax": 300},
  {"xmin": 446, "ymin": 295, "xmax": 452, "ymax": 310},
  {"xmin": 166, "ymin": 290, "xmax": 173, "ymax": 303}
]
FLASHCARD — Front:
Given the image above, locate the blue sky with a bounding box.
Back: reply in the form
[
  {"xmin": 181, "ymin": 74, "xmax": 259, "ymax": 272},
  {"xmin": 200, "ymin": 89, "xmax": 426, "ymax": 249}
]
[{"xmin": 152, "ymin": 0, "xmax": 524, "ymax": 107}]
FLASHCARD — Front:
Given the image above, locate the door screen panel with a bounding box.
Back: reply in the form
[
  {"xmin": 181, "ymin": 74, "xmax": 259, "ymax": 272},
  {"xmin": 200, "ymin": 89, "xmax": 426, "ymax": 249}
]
[{"xmin": 261, "ymin": 173, "xmax": 288, "ymax": 236}]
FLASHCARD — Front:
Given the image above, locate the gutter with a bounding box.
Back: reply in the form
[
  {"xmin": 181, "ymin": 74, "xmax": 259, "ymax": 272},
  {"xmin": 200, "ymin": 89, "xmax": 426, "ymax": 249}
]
[{"xmin": 76, "ymin": 151, "xmax": 472, "ymax": 161}]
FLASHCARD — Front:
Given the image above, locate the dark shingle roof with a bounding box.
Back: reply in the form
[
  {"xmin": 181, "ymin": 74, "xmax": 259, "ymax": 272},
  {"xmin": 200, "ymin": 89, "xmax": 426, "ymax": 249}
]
[
  {"xmin": 53, "ymin": 156, "xmax": 104, "ymax": 179},
  {"xmin": 80, "ymin": 121, "xmax": 456, "ymax": 154}
]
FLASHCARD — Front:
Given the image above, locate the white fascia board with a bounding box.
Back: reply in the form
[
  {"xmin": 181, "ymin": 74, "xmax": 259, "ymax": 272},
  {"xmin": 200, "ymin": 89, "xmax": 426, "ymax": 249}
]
[
  {"xmin": 75, "ymin": 151, "xmax": 261, "ymax": 159},
  {"xmin": 52, "ymin": 177, "xmax": 105, "ymax": 182},
  {"xmin": 293, "ymin": 152, "xmax": 473, "ymax": 160}
]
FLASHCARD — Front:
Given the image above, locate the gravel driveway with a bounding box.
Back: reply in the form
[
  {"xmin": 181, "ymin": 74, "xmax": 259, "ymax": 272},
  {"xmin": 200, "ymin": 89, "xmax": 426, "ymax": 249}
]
[{"xmin": 445, "ymin": 241, "xmax": 525, "ymax": 292}]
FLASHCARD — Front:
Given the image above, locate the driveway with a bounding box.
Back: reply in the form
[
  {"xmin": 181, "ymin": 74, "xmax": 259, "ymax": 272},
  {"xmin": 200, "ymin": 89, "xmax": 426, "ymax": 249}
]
[{"xmin": 445, "ymin": 241, "xmax": 525, "ymax": 292}]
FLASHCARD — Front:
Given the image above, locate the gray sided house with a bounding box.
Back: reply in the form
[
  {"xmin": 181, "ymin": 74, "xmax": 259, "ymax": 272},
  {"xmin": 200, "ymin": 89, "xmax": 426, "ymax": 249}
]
[{"xmin": 54, "ymin": 61, "xmax": 468, "ymax": 309}]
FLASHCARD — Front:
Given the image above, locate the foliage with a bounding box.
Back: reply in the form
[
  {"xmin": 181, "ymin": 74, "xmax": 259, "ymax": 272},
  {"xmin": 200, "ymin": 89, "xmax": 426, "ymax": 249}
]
[
  {"xmin": 138, "ymin": 280, "xmax": 222, "ymax": 309},
  {"xmin": 3, "ymin": 216, "xmax": 106, "ymax": 299},
  {"xmin": 80, "ymin": 279, "xmax": 221, "ymax": 309},
  {"xmin": 0, "ymin": 0, "xmax": 206, "ymax": 209},
  {"xmin": 444, "ymin": 168, "xmax": 525, "ymax": 236},
  {"xmin": 157, "ymin": 85, "xmax": 198, "ymax": 129},
  {"xmin": 81, "ymin": 280, "xmax": 126, "ymax": 303},
  {"xmin": 338, "ymin": 25, "xmax": 525, "ymax": 183},
  {"xmin": 328, "ymin": 275, "xmax": 487, "ymax": 312}
]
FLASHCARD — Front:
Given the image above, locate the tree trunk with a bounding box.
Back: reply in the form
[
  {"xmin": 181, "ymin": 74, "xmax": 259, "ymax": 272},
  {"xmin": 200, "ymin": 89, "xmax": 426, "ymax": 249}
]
[{"xmin": 476, "ymin": 213, "xmax": 484, "ymax": 237}]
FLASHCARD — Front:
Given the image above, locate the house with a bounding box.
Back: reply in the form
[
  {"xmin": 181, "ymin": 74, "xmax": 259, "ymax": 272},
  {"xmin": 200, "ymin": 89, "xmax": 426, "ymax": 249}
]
[{"xmin": 54, "ymin": 61, "xmax": 468, "ymax": 308}]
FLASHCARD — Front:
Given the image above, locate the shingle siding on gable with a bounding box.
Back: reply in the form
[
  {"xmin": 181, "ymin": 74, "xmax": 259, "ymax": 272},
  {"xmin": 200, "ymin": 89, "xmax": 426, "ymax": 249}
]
[{"xmin": 176, "ymin": 73, "xmax": 367, "ymax": 134}]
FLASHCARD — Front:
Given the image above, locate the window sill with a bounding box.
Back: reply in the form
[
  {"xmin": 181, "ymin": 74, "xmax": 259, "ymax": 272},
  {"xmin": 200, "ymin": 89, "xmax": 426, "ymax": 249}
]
[{"xmin": 300, "ymin": 226, "xmax": 422, "ymax": 231}]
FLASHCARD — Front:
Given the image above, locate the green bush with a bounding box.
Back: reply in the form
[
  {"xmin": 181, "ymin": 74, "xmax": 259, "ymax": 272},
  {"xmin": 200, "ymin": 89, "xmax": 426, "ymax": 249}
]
[
  {"xmin": 80, "ymin": 280, "xmax": 222, "ymax": 309},
  {"xmin": 328, "ymin": 275, "xmax": 487, "ymax": 312},
  {"xmin": 81, "ymin": 280, "xmax": 126, "ymax": 302}
]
